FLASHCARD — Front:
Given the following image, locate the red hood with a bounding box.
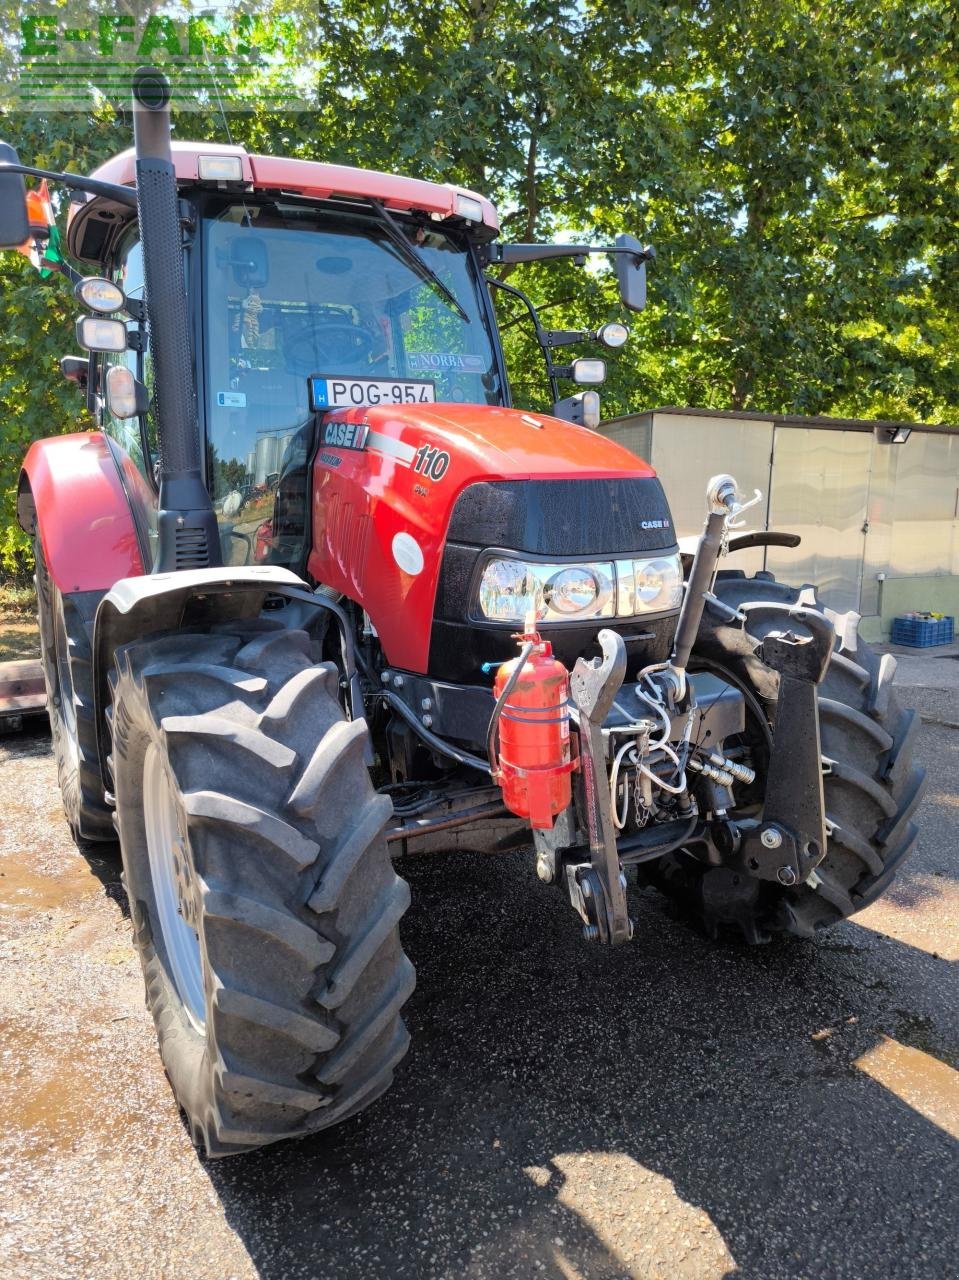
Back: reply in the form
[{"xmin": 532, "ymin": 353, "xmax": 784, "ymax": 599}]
[
  {"xmin": 308, "ymin": 400, "xmax": 661, "ymax": 673},
  {"xmin": 324, "ymin": 401, "xmax": 654, "ymax": 481}
]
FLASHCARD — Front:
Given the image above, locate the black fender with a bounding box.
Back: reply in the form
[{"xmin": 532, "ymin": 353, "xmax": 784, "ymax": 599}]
[
  {"xmin": 92, "ymin": 566, "xmax": 308, "ymax": 786},
  {"xmin": 679, "ymin": 530, "xmax": 801, "ymax": 571}
]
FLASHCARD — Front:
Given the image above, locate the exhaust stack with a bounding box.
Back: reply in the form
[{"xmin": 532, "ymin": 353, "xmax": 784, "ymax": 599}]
[{"xmin": 131, "ymin": 66, "xmax": 220, "ymax": 572}]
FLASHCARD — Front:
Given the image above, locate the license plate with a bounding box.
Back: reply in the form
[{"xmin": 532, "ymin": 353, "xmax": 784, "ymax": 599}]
[{"xmin": 309, "ymin": 375, "xmax": 436, "ymax": 411}]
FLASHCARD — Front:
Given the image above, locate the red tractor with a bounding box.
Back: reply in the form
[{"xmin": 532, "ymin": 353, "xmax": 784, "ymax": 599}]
[{"xmin": 0, "ymin": 70, "xmax": 924, "ymax": 1156}]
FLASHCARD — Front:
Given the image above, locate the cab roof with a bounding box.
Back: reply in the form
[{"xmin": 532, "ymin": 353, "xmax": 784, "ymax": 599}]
[{"xmin": 88, "ymin": 141, "xmax": 498, "ymax": 231}]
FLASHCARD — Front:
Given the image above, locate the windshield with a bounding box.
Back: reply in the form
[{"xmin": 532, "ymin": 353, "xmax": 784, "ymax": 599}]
[
  {"xmin": 202, "ymin": 202, "xmax": 503, "ymax": 554},
  {"xmin": 202, "ymin": 200, "xmax": 501, "ymax": 570}
]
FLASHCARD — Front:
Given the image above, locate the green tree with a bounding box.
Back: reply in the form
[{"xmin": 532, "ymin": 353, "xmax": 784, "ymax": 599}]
[{"xmin": 2, "ymin": 0, "xmax": 957, "ymax": 573}]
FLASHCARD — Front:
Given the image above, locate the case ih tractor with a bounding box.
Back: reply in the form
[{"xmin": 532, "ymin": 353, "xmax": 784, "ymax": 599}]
[{"xmin": 0, "ymin": 70, "xmax": 924, "ymax": 1156}]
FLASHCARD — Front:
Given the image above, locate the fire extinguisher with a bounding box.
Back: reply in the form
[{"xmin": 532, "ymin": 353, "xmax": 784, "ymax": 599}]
[{"xmin": 488, "ymin": 624, "xmax": 577, "ymax": 829}]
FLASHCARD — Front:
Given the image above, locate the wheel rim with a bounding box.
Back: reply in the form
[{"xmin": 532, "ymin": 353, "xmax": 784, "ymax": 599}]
[{"xmin": 142, "ymin": 743, "xmax": 206, "ymax": 1033}]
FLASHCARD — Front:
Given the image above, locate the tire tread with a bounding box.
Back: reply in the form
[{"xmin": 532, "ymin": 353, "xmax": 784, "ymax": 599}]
[{"xmin": 109, "ymin": 623, "xmax": 413, "ymax": 1157}]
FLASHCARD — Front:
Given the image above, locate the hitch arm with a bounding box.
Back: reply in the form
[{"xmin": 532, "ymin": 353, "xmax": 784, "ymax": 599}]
[
  {"xmin": 738, "ymin": 603, "xmax": 835, "ymax": 886},
  {"xmin": 569, "ymin": 629, "xmax": 632, "ymax": 945}
]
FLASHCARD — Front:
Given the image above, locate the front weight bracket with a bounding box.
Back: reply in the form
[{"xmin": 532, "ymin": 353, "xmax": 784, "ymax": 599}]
[
  {"xmin": 737, "ymin": 603, "xmax": 835, "ymax": 886},
  {"xmin": 568, "ymin": 629, "xmax": 633, "ymax": 945}
]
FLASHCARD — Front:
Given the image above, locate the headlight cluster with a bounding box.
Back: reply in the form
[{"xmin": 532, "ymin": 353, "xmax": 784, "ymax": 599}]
[{"xmin": 476, "ymin": 552, "xmax": 683, "ymax": 624}]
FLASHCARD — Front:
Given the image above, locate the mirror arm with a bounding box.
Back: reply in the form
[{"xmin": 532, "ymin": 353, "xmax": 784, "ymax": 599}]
[
  {"xmin": 0, "ymin": 162, "xmax": 137, "ymax": 209},
  {"xmin": 486, "ymin": 274, "xmax": 559, "ymax": 404},
  {"xmin": 489, "ymin": 242, "xmax": 654, "ymax": 266},
  {"xmin": 544, "ymin": 329, "xmax": 588, "ymax": 348}
]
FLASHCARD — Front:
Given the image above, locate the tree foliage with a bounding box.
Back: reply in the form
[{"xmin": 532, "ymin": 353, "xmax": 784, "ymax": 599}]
[{"xmin": 1, "ymin": 0, "xmax": 957, "ymax": 572}]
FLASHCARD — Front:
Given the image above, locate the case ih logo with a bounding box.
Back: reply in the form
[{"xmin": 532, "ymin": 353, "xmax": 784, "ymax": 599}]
[
  {"xmin": 10, "ymin": 8, "xmax": 303, "ymax": 112},
  {"xmin": 322, "ymin": 421, "xmax": 370, "ymax": 451}
]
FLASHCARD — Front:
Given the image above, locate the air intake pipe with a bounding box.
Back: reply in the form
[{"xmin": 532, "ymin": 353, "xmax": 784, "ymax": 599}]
[{"xmin": 132, "ymin": 66, "xmax": 220, "ymax": 572}]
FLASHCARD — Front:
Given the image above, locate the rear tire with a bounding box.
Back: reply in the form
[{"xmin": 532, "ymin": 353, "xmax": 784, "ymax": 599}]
[
  {"xmin": 109, "ymin": 621, "xmax": 414, "ymax": 1156},
  {"xmin": 34, "ymin": 540, "xmax": 112, "ymax": 842},
  {"xmin": 646, "ymin": 572, "xmax": 926, "ymax": 941}
]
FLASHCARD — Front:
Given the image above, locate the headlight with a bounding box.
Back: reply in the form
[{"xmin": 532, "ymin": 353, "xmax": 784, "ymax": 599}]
[
  {"xmin": 478, "ymin": 558, "xmax": 614, "ymax": 623},
  {"xmin": 615, "ymin": 555, "xmax": 684, "ymax": 615},
  {"xmin": 476, "ymin": 552, "xmax": 682, "ymax": 624}
]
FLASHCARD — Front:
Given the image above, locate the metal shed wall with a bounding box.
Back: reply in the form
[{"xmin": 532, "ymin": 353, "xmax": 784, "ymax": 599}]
[{"xmin": 601, "ymin": 408, "xmax": 959, "ymax": 640}]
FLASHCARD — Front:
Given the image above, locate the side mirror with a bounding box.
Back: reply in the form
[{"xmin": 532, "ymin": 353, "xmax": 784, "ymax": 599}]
[
  {"xmin": 614, "ymin": 234, "xmax": 652, "ymax": 312},
  {"xmin": 222, "ymin": 235, "xmax": 269, "ymax": 288},
  {"xmin": 60, "ymin": 355, "xmax": 90, "ymax": 388},
  {"xmin": 0, "ymin": 143, "xmax": 30, "ymax": 249}
]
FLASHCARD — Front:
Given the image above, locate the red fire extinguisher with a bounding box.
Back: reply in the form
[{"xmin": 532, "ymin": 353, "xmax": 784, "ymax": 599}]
[{"xmin": 489, "ymin": 625, "xmax": 577, "ymax": 829}]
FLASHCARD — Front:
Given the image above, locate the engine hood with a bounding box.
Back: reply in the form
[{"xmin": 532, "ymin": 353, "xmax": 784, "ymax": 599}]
[
  {"xmin": 320, "ymin": 401, "xmax": 656, "ymax": 482},
  {"xmin": 307, "ymin": 400, "xmax": 667, "ymax": 673}
]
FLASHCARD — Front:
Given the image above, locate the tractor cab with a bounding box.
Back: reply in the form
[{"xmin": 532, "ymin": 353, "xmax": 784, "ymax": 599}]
[
  {"xmin": 50, "ymin": 140, "xmax": 652, "ymax": 581},
  {"xmin": 59, "ymin": 143, "xmax": 513, "ymax": 573}
]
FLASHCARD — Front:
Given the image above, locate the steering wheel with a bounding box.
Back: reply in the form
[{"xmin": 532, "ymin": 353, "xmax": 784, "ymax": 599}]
[{"xmin": 283, "ymin": 321, "xmax": 374, "ymax": 377}]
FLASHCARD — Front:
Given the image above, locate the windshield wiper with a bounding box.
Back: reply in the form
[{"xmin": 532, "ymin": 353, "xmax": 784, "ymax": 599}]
[{"xmin": 367, "ymin": 200, "xmax": 469, "ymax": 324}]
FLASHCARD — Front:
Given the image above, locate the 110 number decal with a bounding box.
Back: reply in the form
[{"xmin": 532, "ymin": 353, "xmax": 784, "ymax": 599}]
[{"xmin": 413, "ymin": 443, "xmax": 450, "ymax": 481}]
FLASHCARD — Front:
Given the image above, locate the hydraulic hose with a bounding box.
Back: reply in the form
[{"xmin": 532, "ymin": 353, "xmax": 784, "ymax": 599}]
[
  {"xmin": 378, "ymin": 689, "xmax": 491, "ymax": 774},
  {"xmin": 486, "ymin": 641, "xmax": 536, "ymax": 775}
]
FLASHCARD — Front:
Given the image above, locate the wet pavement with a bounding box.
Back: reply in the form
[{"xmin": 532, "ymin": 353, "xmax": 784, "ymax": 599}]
[{"xmin": 0, "ymin": 651, "xmax": 956, "ymax": 1280}]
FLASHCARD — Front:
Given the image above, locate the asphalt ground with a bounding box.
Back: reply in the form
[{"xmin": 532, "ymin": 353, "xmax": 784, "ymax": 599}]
[{"xmin": 0, "ymin": 648, "xmax": 956, "ymax": 1280}]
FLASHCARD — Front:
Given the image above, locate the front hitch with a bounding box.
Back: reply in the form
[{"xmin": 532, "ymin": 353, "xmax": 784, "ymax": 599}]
[
  {"xmin": 567, "ymin": 629, "xmax": 633, "ymax": 945},
  {"xmin": 735, "ymin": 602, "xmax": 835, "ymax": 887}
]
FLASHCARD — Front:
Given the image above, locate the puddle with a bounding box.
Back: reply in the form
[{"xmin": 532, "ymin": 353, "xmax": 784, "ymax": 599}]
[
  {"xmin": 0, "ymin": 854, "xmax": 101, "ymax": 915},
  {"xmin": 855, "ymin": 1036, "xmax": 959, "ymax": 1140},
  {"xmin": 0, "ymin": 1019, "xmax": 148, "ymax": 1156}
]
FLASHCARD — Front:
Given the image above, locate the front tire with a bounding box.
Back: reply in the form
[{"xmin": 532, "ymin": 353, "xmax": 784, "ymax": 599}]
[
  {"xmin": 109, "ymin": 621, "xmax": 414, "ymax": 1156},
  {"xmin": 646, "ymin": 572, "xmax": 926, "ymax": 941}
]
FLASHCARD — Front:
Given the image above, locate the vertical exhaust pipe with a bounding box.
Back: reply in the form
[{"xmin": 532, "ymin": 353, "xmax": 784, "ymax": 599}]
[{"xmin": 131, "ymin": 66, "xmax": 220, "ymax": 572}]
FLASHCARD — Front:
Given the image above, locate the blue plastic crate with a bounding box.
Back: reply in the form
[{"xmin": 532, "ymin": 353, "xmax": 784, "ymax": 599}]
[{"xmin": 890, "ymin": 615, "xmax": 955, "ymax": 648}]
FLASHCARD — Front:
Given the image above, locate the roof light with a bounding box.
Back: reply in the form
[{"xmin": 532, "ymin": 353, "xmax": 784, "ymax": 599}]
[
  {"xmin": 455, "ymin": 194, "xmax": 484, "ymax": 222},
  {"xmin": 75, "ymin": 276, "xmax": 125, "ymax": 314},
  {"xmin": 198, "ymin": 154, "xmax": 244, "ymax": 183},
  {"xmin": 75, "ymin": 315, "xmax": 127, "ymax": 353}
]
